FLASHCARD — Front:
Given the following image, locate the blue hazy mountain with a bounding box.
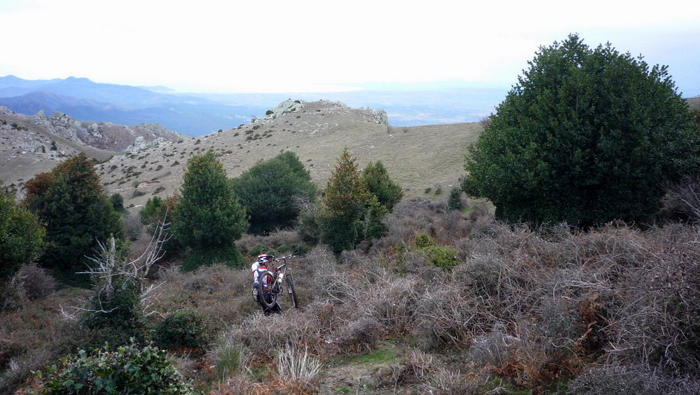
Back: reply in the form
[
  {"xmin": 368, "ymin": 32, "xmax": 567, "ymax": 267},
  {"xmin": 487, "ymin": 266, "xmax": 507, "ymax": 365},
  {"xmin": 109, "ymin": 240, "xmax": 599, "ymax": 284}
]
[
  {"xmin": 0, "ymin": 76, "xmax": 510, "ymax": 135},
  {"xmin": 0, "ymin": 76, "xmax": 268, "ymax": 136}
]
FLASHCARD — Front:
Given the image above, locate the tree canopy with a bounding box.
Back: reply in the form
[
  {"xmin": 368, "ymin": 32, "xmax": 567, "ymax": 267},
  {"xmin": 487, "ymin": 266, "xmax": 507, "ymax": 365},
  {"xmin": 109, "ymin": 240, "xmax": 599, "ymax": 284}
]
[
  {"xmin": 23, "ymin": 153, "xmax": 123, "ymax": 284},
  {"xmin": 362, "ymin": 160, "xmax": 403, "ymax": 212},
  {"xmin": 232, "ymin": 151, "xmax": 316, "ymax": 235},
  {"xmin": 172, "ymin": 152, "xmax": 247, "ymax": 270},
  {"xmin": 320, "ymin": 149, "xmax": 372, "ymax": 253},
  {"xmin": 463, "ymin": 34, "xmax": 700, "ymax": 227}
]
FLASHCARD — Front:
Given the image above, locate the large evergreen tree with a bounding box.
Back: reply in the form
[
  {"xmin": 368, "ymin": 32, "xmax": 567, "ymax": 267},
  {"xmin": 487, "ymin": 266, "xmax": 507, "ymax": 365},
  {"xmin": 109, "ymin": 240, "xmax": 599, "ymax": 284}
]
[
  {"xmin": 172, "ymin": 152, "xmax": 247, "ymax": 270},
  {"xmin": 23, "ymin": 153, "xmax": 123, "ymax": 284},
  {"xmin": 233, "ymin": 151, "xmax": 316, "ymax": 235},
  {"xmin": 463, "ymin": 34, "xmax": 700, "ymax": 227}
]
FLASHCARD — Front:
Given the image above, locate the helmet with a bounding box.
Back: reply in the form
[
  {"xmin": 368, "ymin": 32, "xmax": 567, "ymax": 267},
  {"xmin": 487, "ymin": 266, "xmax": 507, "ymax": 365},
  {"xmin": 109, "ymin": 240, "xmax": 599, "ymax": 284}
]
[{"xmin": 257, "ymin": 254, "xmax": 269, "ymax": 265}]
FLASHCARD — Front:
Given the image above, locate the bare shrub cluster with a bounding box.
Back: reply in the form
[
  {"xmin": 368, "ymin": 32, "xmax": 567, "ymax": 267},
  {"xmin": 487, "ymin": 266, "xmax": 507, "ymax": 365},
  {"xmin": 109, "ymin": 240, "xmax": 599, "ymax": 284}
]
[
  {"xmin": 0, "ymin": 287, "xmax": 88, "ymax": 393},
  {"xmin": 9, "ymin": 196, "xmax": 700, "ymax": 394},
  {"xmin": 11, "ymin": 263, "xmax": 57, "ymax": 301}
]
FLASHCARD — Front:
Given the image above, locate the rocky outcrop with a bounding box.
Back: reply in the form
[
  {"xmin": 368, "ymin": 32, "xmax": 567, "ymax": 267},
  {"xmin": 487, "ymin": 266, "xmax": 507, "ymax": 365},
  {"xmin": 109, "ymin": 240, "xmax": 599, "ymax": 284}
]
[
  {"xmin": 32, "ymin": 111, "xmax": 81, "ymax": 140},
  {"xmin": 254, "ymin": 99, "xmax": 389, "ymax": 126},
  {"xmin": 28, "ymin": 111, "xmax": 183, "ymax": 152},
  {"xmin": 371, "ymin": 108, "xmax": 389, "ymax": 125},
  {"xmin": 255, "ymin": 99, "xmax": 305, "ymax": 123},
  {"xmin": 126, "ymin": 136, "xmax": 168, "ymax": 152}
]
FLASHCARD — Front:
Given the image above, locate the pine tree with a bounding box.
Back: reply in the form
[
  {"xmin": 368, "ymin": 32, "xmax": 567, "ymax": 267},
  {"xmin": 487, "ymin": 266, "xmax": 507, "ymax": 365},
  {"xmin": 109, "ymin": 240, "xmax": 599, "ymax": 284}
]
[
  {"xmin": 24, "ymin": 153, "xmax": 123, "ymax": 285},
  {"xmin": 172, "ymin": 152, "xmax": 247, "ymax": 270},
  {"xmin": 448, "ymin": 186, "xmax": 462, "ymax": 211},
  {"xmin": 320, "ymin": 149, "xmax": 372, "ymax": 253}
]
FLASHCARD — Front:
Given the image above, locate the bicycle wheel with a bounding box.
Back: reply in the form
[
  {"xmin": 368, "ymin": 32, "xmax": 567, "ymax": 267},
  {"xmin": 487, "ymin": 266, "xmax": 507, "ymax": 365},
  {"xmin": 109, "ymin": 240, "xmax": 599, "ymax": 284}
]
[
  {"xmin": 258, "ymin": 271, "xmax": 278, "ymax": 310},
  {"xmin": 285, "ymin": 273, "xmax": 299, "ymax": 308}
]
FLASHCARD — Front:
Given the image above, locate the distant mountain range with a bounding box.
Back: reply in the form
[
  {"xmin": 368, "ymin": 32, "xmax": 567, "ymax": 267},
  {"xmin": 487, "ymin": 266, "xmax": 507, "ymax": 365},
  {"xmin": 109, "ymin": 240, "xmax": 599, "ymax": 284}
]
[
  {"xmin": 0, "ymin": 76, "xmax": 267, "ymax": 136},
  {"xmin": 0, "ymin": 76, "xmax": 514, "ymax": 136}
]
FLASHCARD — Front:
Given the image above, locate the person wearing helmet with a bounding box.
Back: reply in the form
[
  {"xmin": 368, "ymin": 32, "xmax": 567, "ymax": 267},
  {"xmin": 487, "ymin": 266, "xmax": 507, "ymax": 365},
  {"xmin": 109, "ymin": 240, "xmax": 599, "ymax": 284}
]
[{"xmin": 251, "ymin": 254, "xmax": 281, "ymax": 315}]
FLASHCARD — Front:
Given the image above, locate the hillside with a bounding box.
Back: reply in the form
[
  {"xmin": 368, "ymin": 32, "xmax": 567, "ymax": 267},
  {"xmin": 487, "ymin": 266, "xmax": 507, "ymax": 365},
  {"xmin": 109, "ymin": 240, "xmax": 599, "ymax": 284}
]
[
  {"xmin": 91, "ymin": 99, "xmax": 482, "ymax": 210},
  {"xmin": 0, "ymin": 106, "xmax": 185, "ymax": 194},
  {"xmin": 5, "ymin": 99, "xmax": 700, "ymax": 395}
]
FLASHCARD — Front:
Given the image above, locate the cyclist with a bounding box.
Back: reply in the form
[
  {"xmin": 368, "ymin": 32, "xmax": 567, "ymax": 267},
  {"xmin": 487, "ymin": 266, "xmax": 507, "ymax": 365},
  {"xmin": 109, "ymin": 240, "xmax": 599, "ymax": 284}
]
[{"xmin": 251, "ymin": 253, "xmax": 281, "ymax": 315}]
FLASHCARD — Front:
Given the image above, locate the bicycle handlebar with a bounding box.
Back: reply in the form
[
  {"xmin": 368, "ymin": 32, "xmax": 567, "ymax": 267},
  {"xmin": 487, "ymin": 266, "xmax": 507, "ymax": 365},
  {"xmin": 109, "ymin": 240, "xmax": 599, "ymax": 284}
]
[{"xmin": 271, "ymin": 254, "xmax": 295, "ymax": 262}]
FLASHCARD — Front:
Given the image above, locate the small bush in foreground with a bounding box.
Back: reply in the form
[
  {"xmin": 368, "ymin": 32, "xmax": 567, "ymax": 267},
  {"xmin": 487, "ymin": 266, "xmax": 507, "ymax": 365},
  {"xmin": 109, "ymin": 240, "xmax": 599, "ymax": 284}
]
[
  {"xmin": 37, "ymin": 342, "xmax": 194, "ymax": 394},
  {"xmin": 155, "ymin": 309, "xmax": 210, "ymax": 354}
]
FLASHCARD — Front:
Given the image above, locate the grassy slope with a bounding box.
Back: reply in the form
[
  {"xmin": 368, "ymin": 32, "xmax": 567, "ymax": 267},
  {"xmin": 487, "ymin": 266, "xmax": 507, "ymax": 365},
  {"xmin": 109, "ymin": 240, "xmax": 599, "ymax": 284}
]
[{"xmin": 92, "ymin": 100, "xmax": 483, "ymax": 210}]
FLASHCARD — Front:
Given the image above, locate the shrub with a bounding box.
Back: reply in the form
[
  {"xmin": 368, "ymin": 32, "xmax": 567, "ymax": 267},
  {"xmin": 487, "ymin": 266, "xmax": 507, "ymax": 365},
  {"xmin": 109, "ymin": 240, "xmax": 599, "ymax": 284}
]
[
  {"xmin": 420, "ymin": 246, "xmax": 460, "ymax": 271},
  {"xmin": 415, "ymin": 233, "xmax": 434, "ymax": 249},
  {"xmin": 38, "ymin": 342, "xmax": 194, "ymax": 394},
  {"xmin": 0, "ymin": 191, "xmax": 45, "ymax": 284},
  {"xmin": 362, "ymin": 160, "xmax": 403, "ymax": 212},
  {"xmin": 139, "ymin": 196, "xmax": 183, "ymax": 260},
  {"xmin": 180, "ymin": 246, "xmax": 244, "ymax": 273},
  {"xmin": 661, "ymin": 172, "xmax": 700, "ymax": 223},
  {"xmin": 210, "ymin": 335, "xmax": 241, "ymax": 382},
  {"xmin": 567, "ymin": 364, "xmax": 700, "ymax": 395},
  {"xmin": 11, "ymin": 263, "xmax": 57, "ymax": 301},
  {"xmin": 80, "ymin": 277, "xmax": 145, "ymax": 348},
  {"xmin": 79, "ymin": 238, "xmax": 154, "ymax": 348},
  {"xmin": 448, "ymin": 186, "xmax": 462, "ymax": 211},
  {"xmin": 275, "ymin": 344, "xmax": 322, "ymax": 391},
  {"xmin": 463, "ymin": 34, "xmax": 700, "ymax": 227},
  {"xmin": 108, "ymin": 193, "xmax": 126, "ymax": 213},
  {"xmin": 124, "ymin": 212, "xmax": 143, "ymax": 241},
  {"xmin": 154, "ymin": 309, "xmax": 210, "ymax": 354},
  {"xmin": 247, "ymin": 243, "xmax": 278, "ymax": 257},
  {"xmin": 364, "ymin": 198, "xmax": 388, "ymax": 241},
  {"xmin": 232, "ymin": 151, "xmax": 315, "ymax": 234}
]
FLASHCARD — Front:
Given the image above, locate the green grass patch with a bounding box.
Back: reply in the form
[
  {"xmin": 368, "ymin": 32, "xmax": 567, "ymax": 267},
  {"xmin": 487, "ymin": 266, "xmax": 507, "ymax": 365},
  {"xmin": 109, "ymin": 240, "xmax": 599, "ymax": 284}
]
[{"xmin": 348, "ymin": 341, "xmax": 401, "ymax": 365}]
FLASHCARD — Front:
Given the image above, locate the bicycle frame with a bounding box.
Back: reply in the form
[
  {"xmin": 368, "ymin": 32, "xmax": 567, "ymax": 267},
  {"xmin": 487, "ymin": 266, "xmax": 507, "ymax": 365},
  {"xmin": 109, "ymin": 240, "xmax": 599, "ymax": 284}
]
[{"xmin": 258, "ymin": 255, "xmax": 298, "ymax": 310}]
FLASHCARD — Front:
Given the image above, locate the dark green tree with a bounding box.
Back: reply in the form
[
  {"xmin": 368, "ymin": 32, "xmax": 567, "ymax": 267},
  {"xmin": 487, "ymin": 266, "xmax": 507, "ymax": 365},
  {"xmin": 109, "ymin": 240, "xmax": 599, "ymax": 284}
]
[
  {"xmin": 109, "ymin": 193, "xmax": 127, "ymax": 213},
  {"xmin": 23, "ymin": 153, "xmax": 124, "ymax": 285},
  {"xmin": 0, "ymin": 189, "xmax": 45, "ymax": 283},
  {"xmin": 232, "ymin": 152, "xmax": 316, "ymax": 234},
  {"xmin": 362, "ymin": 160, "xmax": 403, "ymax": 212},
  {"xmin": 463, "ymin": 34, "xmax": 700, "ymax": 227},
  {"xmin": 276, "ymin": 151, "xmax": 313, "ymax": 182},
  {"xmin": 364, "ymin": 196, "xmax": 388, "ymax": 240},
  {"xmin": 320, "ymin": 149, "xmax": 372, "ymax": 253},
  {"xmin": 172, "ymin": 152, "xmax": 247, "ymax": 270},
  {"xmin": 448, "ymin": 186, "xmax": 462, "ymax": 211}
]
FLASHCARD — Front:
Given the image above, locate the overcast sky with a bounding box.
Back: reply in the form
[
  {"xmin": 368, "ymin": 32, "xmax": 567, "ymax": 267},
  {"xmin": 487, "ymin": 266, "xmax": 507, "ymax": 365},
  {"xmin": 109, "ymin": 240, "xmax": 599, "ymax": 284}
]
[{"xmin": 1, "ymin": 0, "xmax": 698, "ymax": 96}]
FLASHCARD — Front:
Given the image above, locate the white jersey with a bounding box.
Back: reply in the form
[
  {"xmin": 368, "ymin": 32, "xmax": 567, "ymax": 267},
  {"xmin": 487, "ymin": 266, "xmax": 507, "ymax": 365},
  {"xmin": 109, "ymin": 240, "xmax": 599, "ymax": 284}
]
[
  {"xmin": 251, "ymin": 262, "xmax": 260, "ymax": 282},
  {"xmin": 251, "ymin": 261, "xmax": 269, "ymax": 283}
]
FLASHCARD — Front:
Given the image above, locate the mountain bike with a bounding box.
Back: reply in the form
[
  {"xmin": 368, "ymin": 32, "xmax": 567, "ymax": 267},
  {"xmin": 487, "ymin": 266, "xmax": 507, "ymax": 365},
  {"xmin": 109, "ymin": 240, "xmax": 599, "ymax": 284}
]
[{"xmin": 257, "ymin": 254, "xmax": 298, "ymax": 310}]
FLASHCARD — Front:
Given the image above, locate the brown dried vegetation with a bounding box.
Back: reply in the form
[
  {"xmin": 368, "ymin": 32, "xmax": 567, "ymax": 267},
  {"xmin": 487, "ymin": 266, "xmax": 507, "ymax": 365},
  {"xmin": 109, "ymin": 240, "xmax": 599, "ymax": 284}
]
[{"xmin": 4, "ymin": 197, "xmax": 700, "ymax": 393}]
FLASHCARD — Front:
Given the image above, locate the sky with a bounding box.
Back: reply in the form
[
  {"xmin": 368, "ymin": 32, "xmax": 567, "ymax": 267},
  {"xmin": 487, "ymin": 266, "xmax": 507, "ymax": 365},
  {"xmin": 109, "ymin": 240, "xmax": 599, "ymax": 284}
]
[{"xmin": 0, "ymin": 0, "xmax": 699, "ymax": 96}]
